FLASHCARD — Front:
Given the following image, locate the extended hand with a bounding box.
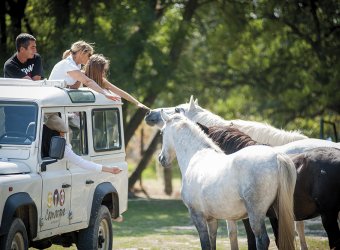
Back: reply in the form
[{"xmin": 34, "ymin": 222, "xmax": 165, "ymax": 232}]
[
  {"xmin": 137, "ymin": 103, "xmax": 150, "ymax": 110},
  {"xmin": 111, "ymin": 167, "xmax": 122, "ymax": 174},
  {"xmin": 105, "ymin": 93, "xmax": 121, "ymax": 101}
]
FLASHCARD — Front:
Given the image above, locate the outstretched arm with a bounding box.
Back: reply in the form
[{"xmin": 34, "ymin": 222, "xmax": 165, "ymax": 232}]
[
  {"xmin": 103, "ymin": 78, "xmax": 149, "ymax": 110},
  {"xmin": 64, "ymin": 144, "xmax": 122, "ymax": 174},
  {"xmin": 67, "ymin": 70, "xmax": 120, "ymax": 101}
]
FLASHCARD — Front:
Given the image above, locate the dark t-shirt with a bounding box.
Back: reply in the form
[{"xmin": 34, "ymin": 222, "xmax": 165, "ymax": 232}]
[{"xmin": 4, "ymin": 53, "xmax": 43, "ymax": 79}]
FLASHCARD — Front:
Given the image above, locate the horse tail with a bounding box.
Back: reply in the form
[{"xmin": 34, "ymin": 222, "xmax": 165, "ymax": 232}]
[{"xmin": 275, "ymin": 153, "xmax": 297, "ymax": 250}]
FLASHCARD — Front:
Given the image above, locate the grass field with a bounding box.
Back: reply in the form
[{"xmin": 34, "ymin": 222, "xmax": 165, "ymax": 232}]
[
  {"xmin": 30, "ymin": 179, "xmax": 330, "ymax": 250},
  {"xmin": 112, "ymin": 199, "xmax": 329, "ymax": 250}
]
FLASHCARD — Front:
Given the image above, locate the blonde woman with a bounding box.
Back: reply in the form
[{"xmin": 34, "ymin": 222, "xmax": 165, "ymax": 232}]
[
  {"xmin": 84, "ymin": 54, "xmax": 149, "ymax": 110},
  {"xmin": 49, "ymin": 41, "xmax": 119, "ymax": 101}
]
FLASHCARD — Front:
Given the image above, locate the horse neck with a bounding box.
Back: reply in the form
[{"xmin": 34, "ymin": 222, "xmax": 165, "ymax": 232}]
[
  {"xmin": 190, "ymin": 108, "xmax": 308, "ymax": 146},
  {"xmin": 171, "ymin": 124, "xmax": 214, "ymax": 173},
  {"xmin": 230, "ymin": 120, "xmax": 308, "ymax": 146}
]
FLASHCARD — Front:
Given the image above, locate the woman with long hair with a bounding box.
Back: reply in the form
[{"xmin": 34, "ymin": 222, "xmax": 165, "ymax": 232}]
[
  {"xmin": 49, "ymin": 41, "xmax": 119, "ymax": 101},
  {"xmin": 83, "ymin": 54, "xmax": 148, "ymax": 109}
]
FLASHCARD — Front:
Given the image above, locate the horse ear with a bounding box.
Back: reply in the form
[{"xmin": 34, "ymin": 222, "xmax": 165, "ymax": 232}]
[
  {"xmin": 189, "ymin": 95, "xmax": 196, "ymax": 111},
  {"xmin": 194, "ymin": 98, "xmax": 198, "ymax": 105},
  {"xmin": 160, "ymin": 109, "xmax": 170, "ymax": 122}
]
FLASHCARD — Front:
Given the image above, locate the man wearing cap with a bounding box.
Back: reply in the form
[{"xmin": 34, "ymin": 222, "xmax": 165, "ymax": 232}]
[{"xmin": 42, "ymin": 114, "xmax": 122, "ymax": 174}]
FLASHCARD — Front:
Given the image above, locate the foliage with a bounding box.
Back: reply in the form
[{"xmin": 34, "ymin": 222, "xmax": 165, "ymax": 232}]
[
  {"xmin": 1, "ymin": 0, "xmax": 339, "ymax": 173},
  {"xmin": 167, "ymin": 0, "xmax": 340, "ymax": 136}
]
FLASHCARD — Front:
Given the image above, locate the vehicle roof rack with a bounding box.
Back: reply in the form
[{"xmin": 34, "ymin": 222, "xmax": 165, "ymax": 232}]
[{"xmin": 0, "ymin": 78, "xmax": 67, "ymax": 88}]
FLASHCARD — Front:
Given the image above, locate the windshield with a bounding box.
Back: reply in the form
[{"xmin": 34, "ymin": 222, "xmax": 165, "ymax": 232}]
[{"xmin": 0, "ymin": 102, "xmax": 38, "ymax": 145}]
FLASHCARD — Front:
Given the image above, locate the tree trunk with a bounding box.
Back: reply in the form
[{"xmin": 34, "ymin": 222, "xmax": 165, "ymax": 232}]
[
  {"xmin": 50, "ymin": 0, "xmax": 70, "ymax": 53},
  {"xmin": 51, "ymin": 0, "xmax": 70, "ymax": 29},
  {"xmin": 121, "ymin": 0, "xmax": 159, "ymax": 80},
  {"xmin": 80, "ymin": 0, "xmax": 94, "ymax": 31},
  {"xmin": 125, "ymin": 0, "xmax": 199, "ymax": 146},
  {"xmin": 0, "ymin": 0, "xmax": 7, "ymax": 55},
  {"xmin": 128, "ymin": 0, "xmax": 199, "ymax": 193},
  {"xmin": 7, "ymin": 0, "xmax": 28, "ymax": 40},
  {"xmin": 124, "ymin": 94, "xmax": 157, "ymax": 145},
  {"xmin": 128, "ymin": 131, "xmax": 161, "ymax": 190},
  {"xmin": 163, "ymin": 167, "xmax": 173, "ymax": 195}
]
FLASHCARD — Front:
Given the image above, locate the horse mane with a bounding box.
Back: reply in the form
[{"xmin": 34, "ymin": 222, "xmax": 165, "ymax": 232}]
[
  {"xmin": 190, "ymin": 104, "xmax": 308, "ymax": 146},
  {"xmin": 197, "ymin": 123, "xmax": 260, "ymax": 154},
  {"xmin": 170, "ymin": 115, "xmax": 223, "ymax": 153}
]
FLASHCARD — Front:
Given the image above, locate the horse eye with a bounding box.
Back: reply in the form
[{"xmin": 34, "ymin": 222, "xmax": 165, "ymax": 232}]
[{"xmin": 175, "ymin": 108, "xmax": 181, "ymax": 113}]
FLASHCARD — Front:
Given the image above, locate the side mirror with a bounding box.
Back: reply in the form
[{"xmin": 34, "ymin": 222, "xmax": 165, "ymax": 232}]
[
  {"xmin": 41, "ymin": 136, "xmax": 66, "ymax": 172},
  {"xmin": 49, "ymin": 136, "xmax": 66, "ymax": 159}
]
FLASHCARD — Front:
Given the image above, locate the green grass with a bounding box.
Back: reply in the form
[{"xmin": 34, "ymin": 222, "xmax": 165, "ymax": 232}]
[{"xmin": 31, "ymin": 198, "xmax": 329, "ymax": 249}]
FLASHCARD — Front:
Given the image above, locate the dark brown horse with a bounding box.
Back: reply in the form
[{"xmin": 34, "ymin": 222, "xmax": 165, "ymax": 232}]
[{"xmin": 198, "ymin": 123, "xmax": 340, "ymax": 250}]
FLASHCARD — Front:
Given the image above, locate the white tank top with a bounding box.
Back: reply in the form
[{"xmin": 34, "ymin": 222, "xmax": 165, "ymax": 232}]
[{"xmin": 49, "ymin": 55, "xmax": 81, "ymax": 85}]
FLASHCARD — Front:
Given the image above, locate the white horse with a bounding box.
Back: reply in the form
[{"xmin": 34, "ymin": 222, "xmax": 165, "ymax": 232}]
[
  {"xmin": 159, "ymin": 111, "xmax": 297, "ymax": 250},
  {"xmin": 145, "ymin": 96, "xmax": 308, "ymax": 146},
  {"xmin": 145, "ymin": 96, "xmax": 340, "ymax": 250}
]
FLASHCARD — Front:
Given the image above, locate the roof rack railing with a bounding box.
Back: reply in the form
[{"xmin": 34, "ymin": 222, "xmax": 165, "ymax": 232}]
[{"xmin": 0, "ymin": 78, "xmax": 67, "ymax": 88}]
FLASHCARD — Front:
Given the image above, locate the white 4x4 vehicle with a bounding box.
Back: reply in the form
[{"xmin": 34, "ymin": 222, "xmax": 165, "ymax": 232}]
[{"xmin": 0, "ymin": 78, "xmax": 128, "ymax": 250}]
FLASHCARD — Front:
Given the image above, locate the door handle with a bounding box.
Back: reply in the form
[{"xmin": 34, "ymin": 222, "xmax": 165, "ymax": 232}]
[
  {"xmin": 62, "ymin": 183, "xmax": 71, "ymax": 188},
  {"xmin": 86, "ymin": 180, "xmax": 94, "ymax": 184}
]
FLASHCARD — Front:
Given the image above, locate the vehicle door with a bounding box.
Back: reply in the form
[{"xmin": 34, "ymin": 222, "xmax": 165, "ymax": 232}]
[
  {"xmin": 39, "ymin": 109, "xmax": 72, "ymax": 231},
  {"xmin": 65, "ymin": 107, "xmax": 94, "ymax": 224}
]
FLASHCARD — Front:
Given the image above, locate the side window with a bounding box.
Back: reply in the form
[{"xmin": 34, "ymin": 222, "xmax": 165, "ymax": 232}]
[
  {"xmin": 68, "ymin": 111, "xmax": 88, "ymax": 155},
  {"xmin": 92, "ymin": 108, "xmax": 121, "ymax": 151},
  {"xmin": 41, "ymin": 112, "xmax": 62, "ymax": 158}
]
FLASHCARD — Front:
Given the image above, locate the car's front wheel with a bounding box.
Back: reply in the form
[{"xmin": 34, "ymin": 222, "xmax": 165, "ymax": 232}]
[
  {"xmin": 0, "ymin": 218, "xmax": 28, "ymax": 250},
  {"xmin": 77, "ymin": 205, "xmax": 113, "ymax": 250}
]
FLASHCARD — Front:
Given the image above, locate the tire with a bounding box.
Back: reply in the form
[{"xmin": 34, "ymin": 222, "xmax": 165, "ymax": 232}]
[
  {"xmin": 77, "ymin": 205, "xmax": 113, "ymax": 250},
  {"xmin": 0, "ymin": 218, "xmax": 28, "ymax": 250}
]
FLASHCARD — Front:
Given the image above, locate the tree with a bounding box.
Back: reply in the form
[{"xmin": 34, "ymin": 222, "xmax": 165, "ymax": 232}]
[{"xmin": 1, "ymin": 0, "xmax": 339, "ymax": 194}]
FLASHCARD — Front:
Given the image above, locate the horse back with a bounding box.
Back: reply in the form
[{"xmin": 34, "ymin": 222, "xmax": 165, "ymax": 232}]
[{"xmin": 292, "ymin": 147, "xmax": 340, "ymax": 219}]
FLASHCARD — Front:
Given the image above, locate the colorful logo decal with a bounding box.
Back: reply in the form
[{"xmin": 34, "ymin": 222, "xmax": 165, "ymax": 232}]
[
  {"xmin": 47, "ymin": 192, "xmax": 53, "ymax": 208},
  {"xmin": 60, "ymin": 189, "xmax": 65, "ymax": 206},
  {"xmin": 45, "ymin": 189, "xmax": 67, "ymax": 221},
  {"xmin": 53, "ymin": 189, "xmax": 59, "ymax": 207}
]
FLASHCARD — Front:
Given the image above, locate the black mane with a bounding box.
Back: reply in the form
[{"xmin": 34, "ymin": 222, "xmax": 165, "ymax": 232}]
[{"xmin": 197, "ymin": 123, "xmax": 259, "ymax": 154}]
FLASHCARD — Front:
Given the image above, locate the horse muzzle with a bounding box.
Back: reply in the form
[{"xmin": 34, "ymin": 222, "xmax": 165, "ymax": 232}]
[
  {"xmin": 144, "ymin": 110, "xmax": 166, "ymax": 128},
  {"xmin": 158, "ymin": 154, "xmax": 170, "ymax": 168},
  {"xmin": 144, "ymin": 110, "xmax": 157, "ymax": 125}
]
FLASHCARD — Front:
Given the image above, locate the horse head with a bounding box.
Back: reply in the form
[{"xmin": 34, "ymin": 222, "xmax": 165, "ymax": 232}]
[
  {"xmin": 158, "ymin": 111, "xmax": 222, "ymax": 169},
  {"xmin": 144, "ymin": 95, "xmax": 201, "ymax": 128},
  {"xmin": 158, "ymin": 110, "xmax": 181, "ymax": 168}
]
